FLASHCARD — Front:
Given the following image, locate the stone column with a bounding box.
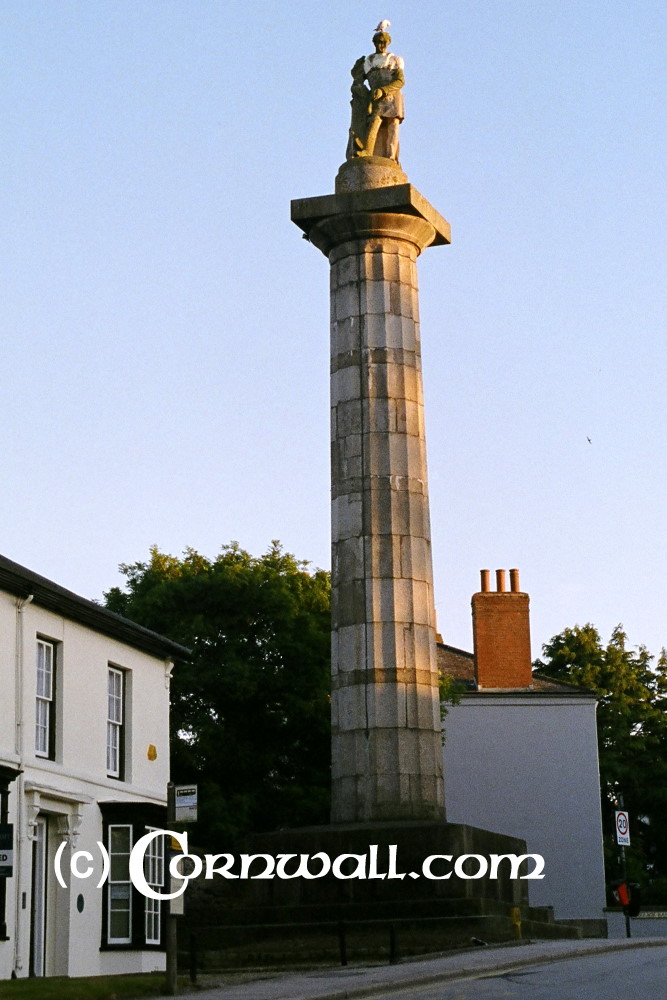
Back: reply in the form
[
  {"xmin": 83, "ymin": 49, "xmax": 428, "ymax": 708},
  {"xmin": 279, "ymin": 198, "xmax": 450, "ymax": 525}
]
[{"xmin": 292, "ymin": 159, "xmax": 451, "ymax": 824}]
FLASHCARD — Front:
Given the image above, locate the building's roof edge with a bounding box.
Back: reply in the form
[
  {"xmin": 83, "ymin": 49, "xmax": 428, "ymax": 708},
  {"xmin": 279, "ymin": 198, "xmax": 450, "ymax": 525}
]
[
  {"xmin": 532, "ymin": 670, "xmax": 598, "ymax": 697},
  {"xmin": 459, "ymin": 687, "xmax": 597, "ymax": 700},
  {"xmin": 0, "ymin": 553, "xmax": 190, "ymax": 661},
  {"xmin": 437, "ymin": 641, "xmax": 474, "ymax": 659}
]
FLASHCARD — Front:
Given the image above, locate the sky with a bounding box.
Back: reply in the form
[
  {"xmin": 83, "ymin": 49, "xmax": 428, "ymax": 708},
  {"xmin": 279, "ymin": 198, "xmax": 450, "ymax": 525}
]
[{"xmin": 1, "ymin": 1, "xmax": 666, "ymax": 663}]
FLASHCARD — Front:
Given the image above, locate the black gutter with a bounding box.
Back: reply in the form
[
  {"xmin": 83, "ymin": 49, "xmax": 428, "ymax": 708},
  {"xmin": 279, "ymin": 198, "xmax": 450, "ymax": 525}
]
[{"xmin": 0, "ymin": 554, "xmax": 190, "ymax": 661}]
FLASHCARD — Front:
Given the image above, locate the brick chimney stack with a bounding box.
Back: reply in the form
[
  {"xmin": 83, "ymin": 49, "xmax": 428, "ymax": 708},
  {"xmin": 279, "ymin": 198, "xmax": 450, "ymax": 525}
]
[{"xmin": 472, "ymin": 568, "xmax": 532, "ymax": 689}]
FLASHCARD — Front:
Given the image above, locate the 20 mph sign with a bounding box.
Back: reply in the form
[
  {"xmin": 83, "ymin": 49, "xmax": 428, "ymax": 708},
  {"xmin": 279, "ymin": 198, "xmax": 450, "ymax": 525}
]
[{"xmin": 615, "ymin": 810, "xmax": 630, "ymax": 846}]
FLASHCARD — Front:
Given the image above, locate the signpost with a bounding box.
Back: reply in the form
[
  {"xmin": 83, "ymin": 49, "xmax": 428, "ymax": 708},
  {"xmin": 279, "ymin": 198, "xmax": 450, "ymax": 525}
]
[
  {"xmin": 0, "ymin": 825, "xmax": 13, "ymax": 878},
  {"xmin": 615, "ymin": 810, "xmax": 630, "ymax": 846},
  {"xmin": 166, "ymin": 783, "xmax": 199, "ymax": 995},
  {"xmin": 166, "ymin": 783, "xmax": 178, "ymax": 996},
  {"xmin": 615, "ymin": 799, "xmax": 632, "ymax": 938}
]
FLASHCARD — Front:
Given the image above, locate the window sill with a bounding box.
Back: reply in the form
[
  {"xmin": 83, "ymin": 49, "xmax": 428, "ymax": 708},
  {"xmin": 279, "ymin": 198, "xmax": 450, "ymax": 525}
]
[{"xmin": 99, "ymin": 943, "xmax": 165, "ymax": 951}]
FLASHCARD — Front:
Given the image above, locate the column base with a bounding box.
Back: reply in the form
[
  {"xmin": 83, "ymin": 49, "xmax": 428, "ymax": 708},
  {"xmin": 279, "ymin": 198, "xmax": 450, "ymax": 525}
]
[{"xmin": 335, "ymin": 157, "xmax": 408, "ymax": 193}]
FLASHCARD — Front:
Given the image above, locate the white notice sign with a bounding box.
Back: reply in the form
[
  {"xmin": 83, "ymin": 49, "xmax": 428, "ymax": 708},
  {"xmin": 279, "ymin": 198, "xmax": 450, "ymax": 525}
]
[
  {"xmin": 174, "ymin": 784, "xmax": 198, "ymax": 823},
  {"xmin": 615, "ymin": 810, "xmax": 630, "ymax": 846}
]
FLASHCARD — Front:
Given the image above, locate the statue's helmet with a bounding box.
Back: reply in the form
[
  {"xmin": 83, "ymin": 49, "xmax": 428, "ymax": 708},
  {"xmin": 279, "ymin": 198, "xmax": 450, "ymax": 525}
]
[{"xmin": 373, "ymin": 30, "xmax": 391, "ymax": 46}]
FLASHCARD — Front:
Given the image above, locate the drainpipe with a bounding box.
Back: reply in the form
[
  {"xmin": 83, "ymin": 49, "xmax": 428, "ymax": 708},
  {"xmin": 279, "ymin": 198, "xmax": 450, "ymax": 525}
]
[
  {"xmin": 13, "ymin": 594, "xmax": 33, "ymax": 976},
  {"xmin": 15, "ymin": 596, "xmax": 33, "ymax": 757}
]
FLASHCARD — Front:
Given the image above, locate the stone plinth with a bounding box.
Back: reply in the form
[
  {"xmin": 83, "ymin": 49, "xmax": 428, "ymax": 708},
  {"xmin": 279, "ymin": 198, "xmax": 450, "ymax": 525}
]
[
  {"xmin": 247, "ymin": 822, "xmax": 529, "ymax": 909},
  {"xmin": 183, "ymin": 822, "xmax": 564, "ymax": 968},
  {"xmin": 292, "ymin": 160, "xmax": 451, "ymax": 825}
]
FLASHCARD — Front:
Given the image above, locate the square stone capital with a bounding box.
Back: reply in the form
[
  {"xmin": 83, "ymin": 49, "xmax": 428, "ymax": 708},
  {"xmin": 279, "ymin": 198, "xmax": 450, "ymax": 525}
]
[{"xmin": 292, "ymin": 184, "xmax": 451, "ymax": 248}]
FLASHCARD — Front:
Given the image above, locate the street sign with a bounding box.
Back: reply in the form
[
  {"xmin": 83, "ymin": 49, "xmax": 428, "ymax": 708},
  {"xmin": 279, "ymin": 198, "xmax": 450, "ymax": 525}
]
[
  {"xmin": 615, "ymin": 809, "xmax": 630, "ymax": 846},
  {"xmin": 174, "ymin": 785, "xmax": 198, "ymax": 823},
  {"xmin": 0, "ymin": 824, "xmax": 13, "ymax": 877}
]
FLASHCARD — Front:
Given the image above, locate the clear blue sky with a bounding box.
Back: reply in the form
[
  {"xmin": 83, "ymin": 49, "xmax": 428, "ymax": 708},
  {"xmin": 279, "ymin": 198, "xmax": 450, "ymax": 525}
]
[{"xmin": 2, "ymin": 1, "xmax": 665, "ymax": 661}]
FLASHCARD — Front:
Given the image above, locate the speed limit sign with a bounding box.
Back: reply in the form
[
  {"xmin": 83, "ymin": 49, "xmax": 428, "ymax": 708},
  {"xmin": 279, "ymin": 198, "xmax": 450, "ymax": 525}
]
[{"xmin": 615, "ymin": 810, "xmax": 630, "ymax": 846}]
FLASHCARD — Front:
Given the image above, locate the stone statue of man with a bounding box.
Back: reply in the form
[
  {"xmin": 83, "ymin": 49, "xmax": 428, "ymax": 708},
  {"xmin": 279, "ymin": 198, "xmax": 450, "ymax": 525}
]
[{"xmin": 346, "ymin": 21, "xmax": 405, "ymax": 161}]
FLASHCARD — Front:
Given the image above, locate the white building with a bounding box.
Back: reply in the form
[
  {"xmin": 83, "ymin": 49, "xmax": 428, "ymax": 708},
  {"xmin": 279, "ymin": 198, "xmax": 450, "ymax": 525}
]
[
  {"xmin": 0, "ymin": 554, "xmax": 188, "ymax": 979},
  {"xmin": 440, "ymin": 569, "xmax": 607, "ymax": 928}
]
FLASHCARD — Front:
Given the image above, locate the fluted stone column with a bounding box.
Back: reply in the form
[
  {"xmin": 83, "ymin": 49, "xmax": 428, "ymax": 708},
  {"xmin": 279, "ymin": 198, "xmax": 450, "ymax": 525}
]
[{"xmin": 292, "ymin": 158, "xmax": 451, "ymax": 824}]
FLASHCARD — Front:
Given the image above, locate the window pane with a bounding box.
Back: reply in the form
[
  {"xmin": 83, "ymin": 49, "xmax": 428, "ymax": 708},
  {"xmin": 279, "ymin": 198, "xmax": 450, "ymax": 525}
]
[
  {"xmin": 109, "ymin": 909, "xmax": 131, "ymax": 940},
  {"xmin": 109, "ymin": 825, "xmax": 131, "ymax": 856},
  {"xmin": 110, "ymin": 884, "xmax": 131, "ymax": 904},
  {"xmin": 107, "ymin": 722, "xmax": 119, "ymax": 774},
  {"xmin": 146, "ymin": 899, "xmax": 160, "ymax": 944},
  {"xmin": 37, "ymin": 643, "xmax": 53, "ymax": 699},
  {"xmin": 109, "ymin": 825, "xmax": 131, "ymax": 879},
  {"xmin": 35, "ymin": 699, "xmax": 49, "ymax": 755},
  {"xmin": 108, "ymin": 669, "xmax": 122, "ymax": 723},
  {"xmin": 109, "ymin": 695, "xmax": 121, "ymax": 724},
  {"xmin": 110, "ymin": 851, "xmax": 130, "ymax": 882},
  {"xmin": 145, "ymin": 896, "xmax": 160, "ymax": 944},
  {"xmin": 143, "ymin": 833, "xmax": 164, "ymax": 887},
  {"xmin": 108, "ymin": 827, "xmax": 132, "ymax": 943}
]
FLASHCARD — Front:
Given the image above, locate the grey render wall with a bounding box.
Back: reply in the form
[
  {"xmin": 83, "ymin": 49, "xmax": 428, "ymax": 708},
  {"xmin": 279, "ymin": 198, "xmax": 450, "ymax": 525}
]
[
  {"xmin": 442, "ymin": 695, "xmax": 607, "ymax": 919},
  {"xmin": 606, "ymin": 911, "xmax": 667, "ymax": 938}
]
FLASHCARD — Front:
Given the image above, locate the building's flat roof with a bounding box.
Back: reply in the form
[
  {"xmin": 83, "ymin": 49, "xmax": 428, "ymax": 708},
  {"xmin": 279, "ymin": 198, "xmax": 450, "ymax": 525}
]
[{"xmin": 0, "ymin": 553, "xmax": 190, "ymax": 661}]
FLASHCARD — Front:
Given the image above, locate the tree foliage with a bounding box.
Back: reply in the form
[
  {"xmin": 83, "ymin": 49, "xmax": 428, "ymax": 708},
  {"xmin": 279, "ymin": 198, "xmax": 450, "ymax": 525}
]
[
  {"xmin": 534, "ymin": 624, "xmax": 667, "ymax": 897},
  {"xmin": 104, "ymin": 542, "xmax": 331, "ymax": 848}
]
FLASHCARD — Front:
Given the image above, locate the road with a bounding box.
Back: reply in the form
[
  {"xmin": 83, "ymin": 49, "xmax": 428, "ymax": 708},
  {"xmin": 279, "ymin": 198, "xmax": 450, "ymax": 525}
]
[{"xmin": 377, "ymin": 946, "xmax": 667, "ymax": 999}]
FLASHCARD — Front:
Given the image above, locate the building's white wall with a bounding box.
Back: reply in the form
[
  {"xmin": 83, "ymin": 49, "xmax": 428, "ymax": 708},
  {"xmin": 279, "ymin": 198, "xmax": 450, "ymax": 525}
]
[
  {"xmin": 98, "ymin": 949, "xmax": 167, "ymax": 975},
  {"xmin": 443, "ymin": 695, "xmax": 607, "ymax": 920},
  {"xmin": 16, "ymin": 604, "xmax": 170, "ymax": 795},
  {"xmin": 0, "ymin": 589, "xmax": 171, "ymax": 980}
]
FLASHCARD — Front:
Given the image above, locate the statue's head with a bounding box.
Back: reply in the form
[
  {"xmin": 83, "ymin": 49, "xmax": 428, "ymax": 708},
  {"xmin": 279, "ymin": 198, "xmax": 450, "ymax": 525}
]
[{"xmin": 372, "ymin": 30, "xmax": 391, "ymax": 53}]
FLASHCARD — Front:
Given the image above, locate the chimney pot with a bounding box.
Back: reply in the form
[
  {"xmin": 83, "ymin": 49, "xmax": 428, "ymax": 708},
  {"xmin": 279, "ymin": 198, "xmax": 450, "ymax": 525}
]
[
  {"xmin": 510, "ymin": 568, "xmax": 520, "ymax": 593},
  {"xmin": 495, "ymin": 569, "xmax": 507, "ymax": 593},
  {"xmin": 480, "ymin": 569, "xmax": 490, "ymax": 592}
]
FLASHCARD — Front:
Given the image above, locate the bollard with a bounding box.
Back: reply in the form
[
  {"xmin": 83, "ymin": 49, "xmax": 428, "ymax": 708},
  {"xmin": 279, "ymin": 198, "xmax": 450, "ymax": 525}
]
[
  {"xmin": 338, "ymin": 921, "xmax": 347, "ymax": 967},
  {"xmin": 389, "ymin": 924, "xmax": 399, "ymax": 965},
  {"xmin": 189, "ymin": 931, "xmax": 197, "ymax": 984}
]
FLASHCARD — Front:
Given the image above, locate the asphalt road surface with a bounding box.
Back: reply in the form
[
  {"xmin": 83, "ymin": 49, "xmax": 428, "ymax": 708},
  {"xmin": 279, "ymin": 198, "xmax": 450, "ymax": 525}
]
[{"xmin": 378, "ymin": 946, "xmax": 667, "ymax": 999}]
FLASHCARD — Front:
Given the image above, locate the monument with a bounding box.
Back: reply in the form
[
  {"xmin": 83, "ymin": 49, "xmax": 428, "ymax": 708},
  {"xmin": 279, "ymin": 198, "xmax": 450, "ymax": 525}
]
[
  {"xmin": 292, "ymin": 21, "xmax": 451, "ymax": 825},
  {"xmin": 347, "ymin": 20, "xmax": 405, "ymax": 160},
  {"xmin": 185, "ymin": 27, "xmax": 573, "ymax": 963}
]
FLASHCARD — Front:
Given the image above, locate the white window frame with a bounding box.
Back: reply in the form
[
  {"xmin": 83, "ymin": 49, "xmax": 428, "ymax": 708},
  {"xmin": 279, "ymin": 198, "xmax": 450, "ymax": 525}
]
[
  {"xmin": 35, "ymin": 639, "xmax": 54, "ymax": 758},
  {"xmin": 144, "ymin": 828, "xmax": 164, "ymax": 944},
  {"xmin": 107, "ymin": 824, "xmax": 132, "ymax": 945},
  {"xmin": 107, "ymin": 667, "xmax": 124, "ymax": 777}
]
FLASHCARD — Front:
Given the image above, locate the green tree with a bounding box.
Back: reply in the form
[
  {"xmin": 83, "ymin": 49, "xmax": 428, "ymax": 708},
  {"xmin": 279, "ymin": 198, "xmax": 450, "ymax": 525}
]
[
  {"xmin": 105, "ymin": 542, "xmax": 331, "ymax": 848},
  {"xmin": 534, "ymin": 624, "xmax": 667, "ymax": 898}
]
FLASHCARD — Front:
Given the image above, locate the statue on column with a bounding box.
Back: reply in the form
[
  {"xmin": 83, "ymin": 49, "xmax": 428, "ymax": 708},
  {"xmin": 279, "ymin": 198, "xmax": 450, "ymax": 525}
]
[{"xmin": 346, "ymin": 21, "xmax": 405, "ymax": 161}]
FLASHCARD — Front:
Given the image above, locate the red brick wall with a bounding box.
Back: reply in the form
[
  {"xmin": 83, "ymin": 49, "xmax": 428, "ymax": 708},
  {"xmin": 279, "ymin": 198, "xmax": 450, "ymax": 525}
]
[{"xmin": 472, "ymin": 591, "xmax": 532, "ymax": 689}]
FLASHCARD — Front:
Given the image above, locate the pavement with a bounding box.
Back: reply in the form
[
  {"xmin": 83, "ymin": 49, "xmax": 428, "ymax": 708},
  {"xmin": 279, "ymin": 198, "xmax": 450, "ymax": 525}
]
[{"xmin": 173, "ymin": 937, "xmax": 667, "ymax": 1000}]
